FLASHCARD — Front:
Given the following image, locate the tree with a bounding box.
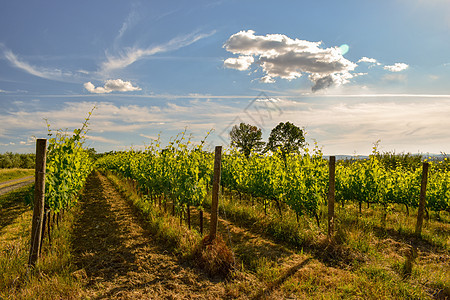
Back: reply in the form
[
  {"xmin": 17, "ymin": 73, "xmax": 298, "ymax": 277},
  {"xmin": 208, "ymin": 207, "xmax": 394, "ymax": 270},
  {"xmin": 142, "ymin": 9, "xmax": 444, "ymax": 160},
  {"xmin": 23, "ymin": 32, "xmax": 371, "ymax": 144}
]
[
  {"xmin": 229, "ymin": 123, "xmax": 265, "ymax": 158},
  {"xmin": 265, "ymin": 122, "xmax": 305, "ymax": 163}
]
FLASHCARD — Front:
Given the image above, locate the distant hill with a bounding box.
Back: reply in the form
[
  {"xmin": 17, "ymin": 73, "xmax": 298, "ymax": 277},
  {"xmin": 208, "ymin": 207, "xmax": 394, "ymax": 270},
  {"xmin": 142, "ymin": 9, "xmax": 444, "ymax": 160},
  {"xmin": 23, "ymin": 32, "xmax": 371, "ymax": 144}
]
[{"xmin": 324, "ymin": 153, "xmax": 449, "ymax": 161}]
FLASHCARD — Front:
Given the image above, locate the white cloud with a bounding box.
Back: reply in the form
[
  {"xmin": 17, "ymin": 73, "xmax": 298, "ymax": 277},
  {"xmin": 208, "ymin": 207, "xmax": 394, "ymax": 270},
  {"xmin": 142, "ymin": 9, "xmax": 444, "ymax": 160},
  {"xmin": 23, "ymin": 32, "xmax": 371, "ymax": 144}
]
[
  {"xmin": 309, "ymin": 73, "xmax": 354, "ymax": 92},
  {"xmin": 85, "ymin": 135, "xmax": 120, "ymax": 144},
  {"xmin": 3, "ymin": 95, "xmax": 450, "ymax": 154},
  {"xmin": 116, "ymin": 4, "xmax": 139, "ymax": 42},
  {"xmin": 84, "ymin": 79, "xmax": 141, "ymax": 94},
  {"xmin": 358, "ymin": 57, "xmax": 380, "ymax": 64},
  {"xmin": 223, "ymin": 30, "xmax": 357, "ymax": 91},
  {"xmin": 383, "ymin": 73, "xmax": 407, "ymax": 82},
  {"xmin": 101, "ymin": 30, "xmax": 216, "ymax": 74},
  {"xmin": 384, "ymin": 63, "xmax": 409, "ymax": 72},
  {"xmin": 223, "ymin": 56, "xmax": 254, "ymax": 71},
  {"xmin": 139, "ymin": 133, "xmax": 158, "ymax": 140},
  {"xmin": 2, "ymin": 48, "xmax": 72, "ymax": 81},
  {"xmin": 259, "ymin": 75, "xmax": 275, "ymax": 83}
]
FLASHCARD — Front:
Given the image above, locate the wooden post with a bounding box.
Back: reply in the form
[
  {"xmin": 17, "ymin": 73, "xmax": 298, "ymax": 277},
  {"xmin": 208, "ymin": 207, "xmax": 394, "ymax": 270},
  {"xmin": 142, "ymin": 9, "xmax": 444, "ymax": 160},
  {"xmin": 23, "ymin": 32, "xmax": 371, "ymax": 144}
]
[
  {"xmin": 209, "ymin": 146, "xmax": 222, "ymax": 241},
  {"xmin": 199, "ymin": 209, "xmax": 203, "ymax": 235},
  {"xmin": 28, "ymin": 138, "xmax": 47, "ymax": 267},
  {"xmin": 415, "ymin": 162, "xmax": 429, "ymax": 236},
  {"xmin": 328, "ymin": 156, "xmax": 336, "ymax": 239},
  {"xmin": 187, "ymin": 204, "xmax": 191, "ymax": 230}
]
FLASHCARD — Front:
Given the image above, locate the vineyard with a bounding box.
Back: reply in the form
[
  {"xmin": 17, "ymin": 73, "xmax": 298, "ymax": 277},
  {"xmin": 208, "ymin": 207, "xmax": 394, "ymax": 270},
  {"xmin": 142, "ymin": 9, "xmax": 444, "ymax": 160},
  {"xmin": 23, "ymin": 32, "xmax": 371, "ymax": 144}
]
[
  {"xmin": 96, "ymin": 137, "xmax": 450, "ymax": 228},
  {"xmin": 1, "ymin": 125, "xmax": 449, "ymax": 299}
]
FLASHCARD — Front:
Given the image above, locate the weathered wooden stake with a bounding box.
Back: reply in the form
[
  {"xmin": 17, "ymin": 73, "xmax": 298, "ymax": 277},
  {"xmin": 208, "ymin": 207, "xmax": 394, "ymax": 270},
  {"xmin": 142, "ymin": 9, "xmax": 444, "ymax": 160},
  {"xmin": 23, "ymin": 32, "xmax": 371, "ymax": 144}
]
[
  {"xmin": 39, "ymin": 210, "xmax": 47, "ymax": 255},
  {"xmin": 28, "ymin": 138, "xmax": 47, "ymax": 267},
  {"xmin": 415, "ymin": 162, "xmax": 429, "ymax": 236},
  {"xmin": 328, "ymin": 156, "xmax": 336, "ymax": 239},
  {"xmin": 47, "ymin": 211, "xmax": 52, "ymax": 246},
  {"xmin": 187, "ymin": 204, "xmax": 191, "ymax": 230},
  {"xmin": 209, "ymin": 146, "xmax": 222, "ymax": 241},
  {"xmin": 199, "ymin": 209, "xmax": 204, "ymax": 235}
]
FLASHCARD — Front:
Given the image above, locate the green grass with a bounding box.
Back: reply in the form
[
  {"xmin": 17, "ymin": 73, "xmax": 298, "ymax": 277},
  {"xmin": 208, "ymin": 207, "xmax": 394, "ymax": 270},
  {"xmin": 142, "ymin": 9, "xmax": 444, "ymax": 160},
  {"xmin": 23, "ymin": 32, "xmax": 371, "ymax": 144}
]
[
  {"xmin": 0, "ymin": 168, "xmax": 33, "ymax": 184},
  {"xmin": 86, "ymin": 172, "xmax": 450, "ymax": 299},
  {"xmin": 213, "ymin": 190, "xmax": 449, "ymax": 299}
]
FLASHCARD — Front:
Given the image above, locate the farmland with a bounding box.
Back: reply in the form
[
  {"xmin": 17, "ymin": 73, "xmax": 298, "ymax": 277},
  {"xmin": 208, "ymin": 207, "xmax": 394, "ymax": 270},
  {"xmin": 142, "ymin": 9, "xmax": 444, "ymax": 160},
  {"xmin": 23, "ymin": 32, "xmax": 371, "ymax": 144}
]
[{"xmin": 0, "ymin": 128, "xmax": 449, "ymax": 299}]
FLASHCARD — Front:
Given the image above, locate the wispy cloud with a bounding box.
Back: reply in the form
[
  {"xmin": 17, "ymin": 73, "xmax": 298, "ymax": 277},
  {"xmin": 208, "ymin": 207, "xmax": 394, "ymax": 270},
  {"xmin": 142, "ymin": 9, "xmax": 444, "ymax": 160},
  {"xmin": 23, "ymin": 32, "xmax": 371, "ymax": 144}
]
[
  {"xmin": 2, "ymin": 96, "xmax": 450, "ymax": 154},
  {"xmin": 114, "ymin": 3, "xmax": 140, "ymax": 46},
  {"xmin": 2, "ymin": 47, "xmax": 73, "ymax": 81},
  {"xmin": 85, "ymin": 135, "xmax": 121, "ymax": 144},
  {"xmin": 100, "ymin": 30, "xmax": 216, "ymax": 75}
]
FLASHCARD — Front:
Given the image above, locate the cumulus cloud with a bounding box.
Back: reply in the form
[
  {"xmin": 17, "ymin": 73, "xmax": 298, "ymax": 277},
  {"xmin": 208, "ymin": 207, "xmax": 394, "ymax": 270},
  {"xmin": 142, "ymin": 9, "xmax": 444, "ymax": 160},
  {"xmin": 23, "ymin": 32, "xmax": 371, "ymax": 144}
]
[
  {"xmin": 84, "ymin": 79, "xmax": 141, "ymax": 94},
  {"xmin": 384, "ymin": 63, "xmax": 409, "ymax": 72},
  {"xmin": 223, "ymin": 30, "xmax": 357, "ymax": 91},
  {"xmin": 223, "ymin": 56, "xmax": 254, "ymax": 71},
  {"xmin": 358, "ymin": 57, "xmax": 380, "ymax": 65}
]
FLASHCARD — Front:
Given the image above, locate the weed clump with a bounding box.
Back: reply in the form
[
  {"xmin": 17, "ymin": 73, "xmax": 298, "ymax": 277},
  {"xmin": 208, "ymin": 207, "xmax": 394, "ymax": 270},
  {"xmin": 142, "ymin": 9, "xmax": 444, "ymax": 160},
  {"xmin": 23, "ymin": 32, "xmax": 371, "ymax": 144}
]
[{"xmin": 195, "ymin": 234, "xmax": 235, "ymax": 278}]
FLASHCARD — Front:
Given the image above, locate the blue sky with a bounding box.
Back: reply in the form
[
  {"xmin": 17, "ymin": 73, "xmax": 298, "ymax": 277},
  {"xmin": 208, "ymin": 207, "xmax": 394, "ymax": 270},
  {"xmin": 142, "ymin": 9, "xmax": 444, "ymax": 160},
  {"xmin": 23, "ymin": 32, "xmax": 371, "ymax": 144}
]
[{"xmin": 1, "ymin": 0, "xmax": 449, "ymax": 155}]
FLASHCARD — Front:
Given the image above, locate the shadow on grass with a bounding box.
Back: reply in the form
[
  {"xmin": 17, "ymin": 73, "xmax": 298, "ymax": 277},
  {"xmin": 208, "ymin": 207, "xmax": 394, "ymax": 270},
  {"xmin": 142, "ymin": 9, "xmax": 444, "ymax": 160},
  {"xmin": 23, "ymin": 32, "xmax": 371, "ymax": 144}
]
[
  {"xmin": 0, "ymin": 186, "xmax": 32, "ymax": 230},
  {"xmin": 71, "ymin": 172, "xmax": 140, "ymax": 283},
  {"xmin": 251, "ymin": 257, "xmax": 312, "ymax": 300}
]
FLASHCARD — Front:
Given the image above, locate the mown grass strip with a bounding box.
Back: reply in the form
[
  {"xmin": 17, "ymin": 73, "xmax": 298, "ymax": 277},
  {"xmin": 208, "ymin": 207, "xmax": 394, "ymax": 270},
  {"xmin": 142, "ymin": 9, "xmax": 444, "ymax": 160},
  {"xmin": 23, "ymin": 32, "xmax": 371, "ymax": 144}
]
[
  {"xmin": 102, "ymin": 170, "xmax": 202, "ymax": 259},
  {"xmin": 0, "ymin": 169, "xmax": 34, "ymax": 184}
]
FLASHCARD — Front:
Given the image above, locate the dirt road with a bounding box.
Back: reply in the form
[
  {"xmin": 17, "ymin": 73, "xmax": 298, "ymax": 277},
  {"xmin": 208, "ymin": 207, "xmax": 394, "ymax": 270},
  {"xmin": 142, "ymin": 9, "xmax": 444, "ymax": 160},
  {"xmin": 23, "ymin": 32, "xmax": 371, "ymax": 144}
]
[{"xmin": 0, "ymin": 176, "xmax": 34, "ymax": 196}]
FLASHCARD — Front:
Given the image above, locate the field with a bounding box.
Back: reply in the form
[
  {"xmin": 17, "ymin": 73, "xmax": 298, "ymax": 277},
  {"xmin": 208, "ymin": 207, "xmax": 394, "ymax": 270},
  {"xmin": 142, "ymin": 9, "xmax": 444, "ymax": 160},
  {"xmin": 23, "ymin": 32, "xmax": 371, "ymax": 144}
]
[
  {"xmin": 0, "ymin": 166, "xmax": 449, "ymax": 299},
  {"xmin": 0, "ymin": 128, "xmax": 449, "ymax": 299}
]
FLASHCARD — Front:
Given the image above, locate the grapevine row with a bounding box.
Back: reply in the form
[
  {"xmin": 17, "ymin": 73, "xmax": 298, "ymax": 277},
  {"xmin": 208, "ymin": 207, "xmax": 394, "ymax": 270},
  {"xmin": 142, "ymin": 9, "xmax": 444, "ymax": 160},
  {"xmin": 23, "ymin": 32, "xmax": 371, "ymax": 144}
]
[
  {"xmin": 44, "ymin": 112, "xmax": 94, "ymax": 212},
  {"xmin": 97, "ymin": 132, "xmax": 450, "ymax": 226}
]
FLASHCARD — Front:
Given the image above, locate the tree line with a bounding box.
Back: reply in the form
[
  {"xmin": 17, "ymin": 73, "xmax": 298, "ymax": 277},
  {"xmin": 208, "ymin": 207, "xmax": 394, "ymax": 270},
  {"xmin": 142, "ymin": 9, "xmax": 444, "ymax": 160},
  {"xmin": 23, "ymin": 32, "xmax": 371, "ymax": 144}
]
[{"xmin": 0, "ymin": 152, "xmax": 36, "ymax": 169}]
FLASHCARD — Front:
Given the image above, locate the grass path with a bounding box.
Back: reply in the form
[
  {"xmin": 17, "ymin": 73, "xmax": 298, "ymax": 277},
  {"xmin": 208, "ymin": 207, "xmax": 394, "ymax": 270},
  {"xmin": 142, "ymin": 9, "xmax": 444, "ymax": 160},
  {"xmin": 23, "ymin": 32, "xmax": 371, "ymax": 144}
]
[
  {"xmin": 0, "ymin": 176, "xmax": 34, "ymax": 196},
  {"xmin": 72, "ymin": 171, "xmax": 228, "ymax": 299}
]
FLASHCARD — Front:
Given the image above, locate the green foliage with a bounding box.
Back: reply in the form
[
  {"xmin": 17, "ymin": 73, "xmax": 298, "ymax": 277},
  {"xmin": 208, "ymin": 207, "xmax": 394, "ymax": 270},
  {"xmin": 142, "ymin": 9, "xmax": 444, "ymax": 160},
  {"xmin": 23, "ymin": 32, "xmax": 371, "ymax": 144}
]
[
  {"xmin": 229, "ymin": 123, "xmax": 265, "ymax": 158},
  {"xmin": 222, "ymin": 144, "xmax": 327, "ymax": 219},
  {"xmin": 0, "ymin": 153, "xmax": 35, "ymax": 169},
  {"xmin": 99, "ymin": 128, "xmax": 449, "ymax": 224},
  {"xmin": 335, "ymin": 154, "xmax": 449, "ymax": 214},
  {"xmin": 96, "ymin": 130, "xmax": 213, "ymax": 213},
  {"xmin": 375, "ymin": 151, "xmax": 422, "ymax": 171},
  {"xmin": 265, "ymin": 121, "xmax": 306, "ymax": 161},
  {"xmin": 44, "ymin": 110, "xmax": 94, "ymax": 212}
]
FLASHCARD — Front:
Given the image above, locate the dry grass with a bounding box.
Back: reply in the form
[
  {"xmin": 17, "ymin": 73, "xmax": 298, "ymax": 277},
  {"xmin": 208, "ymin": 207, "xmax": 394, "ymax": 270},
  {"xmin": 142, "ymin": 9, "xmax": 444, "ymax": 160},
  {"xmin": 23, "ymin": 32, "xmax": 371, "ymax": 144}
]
[
  {"xmin": 0, "ymin": 188, "xmax": 84, "ymax": 300},
  {"xmin": 194, "ymin": 234, "xmax": 236, "ymax": 278}
]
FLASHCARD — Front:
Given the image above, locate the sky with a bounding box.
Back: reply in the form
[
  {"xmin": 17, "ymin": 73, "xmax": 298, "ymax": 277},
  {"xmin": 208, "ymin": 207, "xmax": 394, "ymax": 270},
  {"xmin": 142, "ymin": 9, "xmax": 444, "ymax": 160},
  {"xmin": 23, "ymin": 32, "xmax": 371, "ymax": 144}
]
[{"xmin": 1, "ymin": 0, "xmax": 450, "ymax": 155}]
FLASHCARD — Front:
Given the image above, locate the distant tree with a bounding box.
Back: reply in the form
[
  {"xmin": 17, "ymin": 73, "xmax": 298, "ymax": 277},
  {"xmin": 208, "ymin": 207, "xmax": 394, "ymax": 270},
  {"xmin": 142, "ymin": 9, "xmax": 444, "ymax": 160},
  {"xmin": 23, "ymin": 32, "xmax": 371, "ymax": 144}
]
[
  {"xmin": 86, "ymin": 147, "xmax": 97, "ymax": 160},
  {"xmin": 265, "ymin": 122, "xmax": 306, "ymax": 163},
  {"xmin": 229, "ymin": 123, "xmax": 265, "ymax": 158}
]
